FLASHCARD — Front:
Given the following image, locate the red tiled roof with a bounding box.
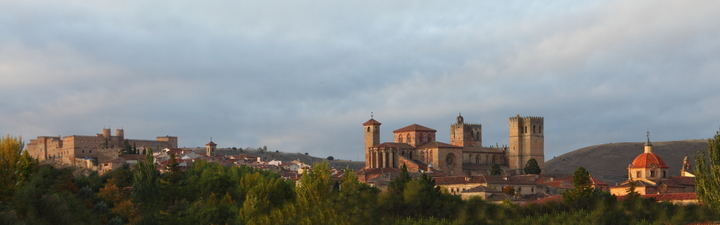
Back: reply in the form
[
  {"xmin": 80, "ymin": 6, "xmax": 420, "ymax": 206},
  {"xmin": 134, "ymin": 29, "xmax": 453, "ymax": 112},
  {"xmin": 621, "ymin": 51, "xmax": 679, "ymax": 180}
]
[
  {"xmin": 629, "ymin": 152, "xmax": 668, "ymax": 168},
  {"xmin": 485, "ymin": 175, "xmax": 541, "ymax": 185},
  {"xmin": 362, "ymin": 119, "xmax": 382, "ymax": 126},
  {"xmin": 663, "ymin": 176, "xmax": 695, "ymax": 186},
  {"xmin": 375, "ymin": 142, "xmax": 414, "ymax": 149},
  {"xmin": 357, "ymin": 167, "xmax": 402, "ymax": 175},
  {"xmin": 393, "ymin": 124, "xmax": 437, "ymax": 133},
  {"xmin": 434, "ymin": 176, "xmax": 487, "ymax": 185},
  {"xmin": 417, "ymin": 141, "xmax": 462, "ymax": 149}
]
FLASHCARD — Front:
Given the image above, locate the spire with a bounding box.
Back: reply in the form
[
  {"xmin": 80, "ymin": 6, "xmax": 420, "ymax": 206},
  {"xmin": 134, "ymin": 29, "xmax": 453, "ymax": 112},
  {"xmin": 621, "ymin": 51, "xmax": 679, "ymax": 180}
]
[
  {"xmin": 643, "ymin": 131, "xmax": 653, "ymax": 153},
  {"xmin": 457, "ymin": 112, "xmax": 464, "ymax": 124},
  {"xmin": 370, "ymin": 112, "xmax": 374, "ymax": 119}
]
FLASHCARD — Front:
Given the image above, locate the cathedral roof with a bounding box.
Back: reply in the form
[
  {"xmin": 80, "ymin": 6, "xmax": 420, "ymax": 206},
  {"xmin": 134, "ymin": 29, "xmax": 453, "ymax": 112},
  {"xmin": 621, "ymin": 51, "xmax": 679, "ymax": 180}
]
[
  {"xmin": 362, "ymin": 119, "xmax": 382, "ymax": 126},
  {"xmin": 417, "ymin": 141, "xmax": 462, "ymax": 149},
  {"xmin": 206, "ymin": 141, "xmax": 217, "ymax": 146},
  {"xmin": 393, "ymin": 124, "xmax": 437, "ymax": 133},
  {"xmin": 374, "ymin": 142, "xmax": 414, "ymax": 149},
  {"xmin": 629, "ymin": 152, "xmax": 669, "ymax": 169}
]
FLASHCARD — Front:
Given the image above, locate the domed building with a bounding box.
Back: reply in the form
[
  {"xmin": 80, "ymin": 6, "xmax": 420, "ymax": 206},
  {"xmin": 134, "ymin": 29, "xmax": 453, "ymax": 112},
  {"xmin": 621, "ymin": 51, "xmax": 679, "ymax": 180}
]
[
  {"xmin": 609, "ymin": 132, "xmax": 696, "ymax": 200},
  {"xmin": 626, "ymin": 135, "xmax": 669, "ymax": 182}
]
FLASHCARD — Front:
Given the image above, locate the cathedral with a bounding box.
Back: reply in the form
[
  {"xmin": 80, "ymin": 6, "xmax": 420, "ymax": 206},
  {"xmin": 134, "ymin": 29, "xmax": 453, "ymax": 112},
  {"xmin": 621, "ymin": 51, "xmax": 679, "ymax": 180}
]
[{"xmin": 363, "ymin": 114, "xmax": 544, "ymax": 176}]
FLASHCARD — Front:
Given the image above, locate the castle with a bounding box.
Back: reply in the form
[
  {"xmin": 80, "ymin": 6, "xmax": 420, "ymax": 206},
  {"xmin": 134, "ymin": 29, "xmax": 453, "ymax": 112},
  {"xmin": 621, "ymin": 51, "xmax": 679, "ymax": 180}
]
[
  {"xmin": 26, "ymin": 128, "xmax": 177, "ymax": 167},
  {"xmin": 363, "ymin": 114, "xmax": 544, "ymax": 176}
]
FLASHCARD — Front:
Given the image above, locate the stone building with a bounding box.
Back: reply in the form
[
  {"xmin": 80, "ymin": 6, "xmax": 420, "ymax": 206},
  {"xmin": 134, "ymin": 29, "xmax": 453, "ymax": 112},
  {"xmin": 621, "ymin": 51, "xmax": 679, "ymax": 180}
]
[
  {"xmin": 362, "ymin": 114, "xmax": 544, "ymax": 176},
  {"xmin": 609, "ymin": 133, "xmax": 696, "ymax": 200},
  {"xmin": 26, "ymin": 128, "xmax": 177, "ymax": 167}
]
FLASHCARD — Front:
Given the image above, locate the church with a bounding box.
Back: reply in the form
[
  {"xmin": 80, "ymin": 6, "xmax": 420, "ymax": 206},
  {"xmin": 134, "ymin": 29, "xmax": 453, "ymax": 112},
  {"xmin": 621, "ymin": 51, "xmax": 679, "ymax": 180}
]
[{"xmin": 362, "ymin": 114, "xmax": 544, "ymax": 176}]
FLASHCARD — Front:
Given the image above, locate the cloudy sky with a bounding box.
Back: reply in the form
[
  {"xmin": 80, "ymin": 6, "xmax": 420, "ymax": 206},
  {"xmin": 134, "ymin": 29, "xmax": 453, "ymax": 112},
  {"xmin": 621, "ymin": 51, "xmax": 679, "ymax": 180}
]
[{"xmin": 1, "ymin": 0, "xmax": 719, "ymax": 160}]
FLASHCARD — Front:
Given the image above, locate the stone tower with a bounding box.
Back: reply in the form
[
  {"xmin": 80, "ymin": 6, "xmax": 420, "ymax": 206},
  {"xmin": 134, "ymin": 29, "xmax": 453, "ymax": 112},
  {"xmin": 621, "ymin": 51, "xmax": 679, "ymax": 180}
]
[
  {"xmin": 450, "ymin": 113, "xmax": 482, "ymax": 147},
  {"xmin": 205, "ymin": 139, "xmax": 217, "ymax": 157},
  {"xmin": 363, "ymin": 115, "xmax": 381, "ymax": 168},
  {"xmin": 508, "ymin": 115, "xmax": 544, "ymax": 173}
]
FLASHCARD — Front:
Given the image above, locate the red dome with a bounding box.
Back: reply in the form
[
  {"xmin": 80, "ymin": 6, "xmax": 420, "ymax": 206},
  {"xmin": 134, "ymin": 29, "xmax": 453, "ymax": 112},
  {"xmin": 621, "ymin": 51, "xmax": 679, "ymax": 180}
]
[{"xmin": 629, "ymin": 153, "xmax": 668, "ymax": 169}]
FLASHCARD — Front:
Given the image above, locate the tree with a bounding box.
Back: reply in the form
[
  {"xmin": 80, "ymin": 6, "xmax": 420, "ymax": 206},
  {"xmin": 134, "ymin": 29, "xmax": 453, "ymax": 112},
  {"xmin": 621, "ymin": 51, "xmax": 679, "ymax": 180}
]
[
  {"xmin": 326, "ymin": 156, "xmax": 334, "ymax": 161},
  {"xmin": 563, "ymin": 167, "xmax": 600, "ymax": 209},
  {"xmin": 15, "ymin": 151, "xmax": 37, "ymax": 186},
  {"xmin": 491, "ymin": 164, "xmax": 502, "ymax": 176},
  {"xmin": 0, "ymin": 135, "xmax": 24, "ymax": 201},
  {"xmin": 695, "ymin": 130, "xmax": 720, "ymax": 212},
  {"xmin": 132, "ymin": 150, "xmax": 161, "ymax": 222},
  {"xmin": 524, "ymin": 158, "xmax": 541, "ymax": 174}
]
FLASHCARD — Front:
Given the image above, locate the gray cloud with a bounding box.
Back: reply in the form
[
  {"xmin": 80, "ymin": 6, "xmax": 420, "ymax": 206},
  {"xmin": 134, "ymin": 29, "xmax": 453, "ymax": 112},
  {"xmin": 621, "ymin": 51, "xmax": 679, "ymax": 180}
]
[{"xmin": 1, "ymin": 0, "xmax": 719, "ymax": 160}]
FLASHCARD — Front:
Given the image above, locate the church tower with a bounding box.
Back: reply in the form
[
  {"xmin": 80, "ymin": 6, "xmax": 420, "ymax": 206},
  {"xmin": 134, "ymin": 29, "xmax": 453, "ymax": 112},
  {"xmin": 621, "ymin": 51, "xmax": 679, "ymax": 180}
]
[
  {"xmin": 205, "ymin": 139, "xmax": 217, "ymax": 157},
  {"xmin": 508, "ymin": 115, "xmax": 544, "ymax": 173},
  {"xmin": 363, "ymin": 114, "xmax": 381, "ymax": 168},
  {"xmin": 450, "ymin": 113, "xmax": 482, "ymax": 147}
]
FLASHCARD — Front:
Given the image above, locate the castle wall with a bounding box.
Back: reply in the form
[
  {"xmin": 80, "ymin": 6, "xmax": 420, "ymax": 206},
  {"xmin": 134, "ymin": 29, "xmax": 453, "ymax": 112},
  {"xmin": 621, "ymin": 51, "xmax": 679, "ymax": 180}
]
[{"xmin": 27, "ymin": 129, "xmax": 177, "ymax": 167}]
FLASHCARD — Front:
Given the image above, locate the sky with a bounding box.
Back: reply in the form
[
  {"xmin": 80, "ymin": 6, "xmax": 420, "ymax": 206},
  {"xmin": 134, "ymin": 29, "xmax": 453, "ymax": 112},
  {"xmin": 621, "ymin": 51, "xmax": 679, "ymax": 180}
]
[{"xmin": 1, "ymin": 0, "xmax": 719, "ymax": 161}]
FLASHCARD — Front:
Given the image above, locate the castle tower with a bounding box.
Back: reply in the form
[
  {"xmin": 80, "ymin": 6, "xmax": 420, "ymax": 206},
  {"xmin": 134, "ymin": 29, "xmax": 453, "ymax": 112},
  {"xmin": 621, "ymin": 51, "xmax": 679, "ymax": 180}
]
[
  {"xmin": 205, "ymin": 139, "xmax": 217, "ymax": 157},
  {"xmin": 115, "ymin": 129, "xmax": 124, "ymax": 140},
  {"xmin": 363, "ymin": 114, "xmax": 381, "ymax": 168},
  {"xmin": 102, "ymin": 128, "xmax": 111, "ymax": 138},
  {"xmin": 450, "ymin": 113, "xmax": 482, "ymax": 147},
  {"xmin": 508, "ymin": 115, "xmax": 544, "ymax": 173}
]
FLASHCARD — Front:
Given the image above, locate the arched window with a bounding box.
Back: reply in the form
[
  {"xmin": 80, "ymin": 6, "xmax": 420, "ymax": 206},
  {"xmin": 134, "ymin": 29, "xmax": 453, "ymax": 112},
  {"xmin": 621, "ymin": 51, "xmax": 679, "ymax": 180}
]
[
  {"xmin": 533, "ymin": 125, "xmax": 536, "ymax": 133},
  {"xmin": 663, "ymin": 171, "xmax": 666, "ymax": 178},
  {"xmin": 475, "ymin": 155, "xmax": 480, "ymax": 164},
  {"xmin": 399, "ymin": 136, "xmax": 404, "ymax": 143},
  {"xmin": 367, "ymin": 127, "xmax": 370, "ymax": 132},
  {"xmin": 636, "ymin": 171, "xmax": 641, "ymax": 178},
  {"xmin": 650, "ymin": 170, "xmax": 656, "ymax": 177},
  {"xmin": 406, "ymin": 134, "xmax": 411, "ymax": 143}
]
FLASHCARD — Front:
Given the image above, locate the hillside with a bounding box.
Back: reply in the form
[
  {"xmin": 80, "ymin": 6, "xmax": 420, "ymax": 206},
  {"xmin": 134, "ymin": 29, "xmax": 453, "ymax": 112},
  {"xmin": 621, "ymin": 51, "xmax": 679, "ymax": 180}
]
[
  {"xmin": 183, "ymin": 147, "xmax": 366, "ymax": 170},
  {"xmin": 544, "ymin": 139, "xmax": 708, "ymax": 185}
]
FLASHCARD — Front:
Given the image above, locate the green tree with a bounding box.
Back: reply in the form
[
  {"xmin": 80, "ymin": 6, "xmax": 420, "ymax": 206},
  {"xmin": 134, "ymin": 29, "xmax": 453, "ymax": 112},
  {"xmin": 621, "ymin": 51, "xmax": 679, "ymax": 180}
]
[
  {"xmin": 695, "ymin": 130, "xmax": 720, "ymax": 212},
  {"xmin": 15, "ymin": 151, "xmax": 37, "ymax": 187},
  {"xmin": 563, "ymin": 167, "xmax": 595, "ymax": 208},
  {"xmin": 524, "ymin": 158, "xmax": 541, "ymax": 174},
  {"xmin": 491, "ymin": 164, "xmax": 502, "ymax": 176},
  {"xmin": 0, "ymin": 135, "xmax": 24, "ymax": 201},
  {"xmin": 132, "ymin": 151, "xmax": 161, "ymax": 223}
]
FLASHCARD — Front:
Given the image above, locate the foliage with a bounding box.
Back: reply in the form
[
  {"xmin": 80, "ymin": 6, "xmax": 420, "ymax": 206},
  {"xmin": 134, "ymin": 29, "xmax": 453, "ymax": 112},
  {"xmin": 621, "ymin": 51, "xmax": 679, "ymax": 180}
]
[
  {"xmin": 1, "ymin": 136, "xmax": 718, "ymax": 225},
  {"xmin": 523, "ymin": 158, "xmax": 541, "ymax": 174},
  {"xmin": 696, "ymin": 130, "xmax": 720, "ymax": 213},
  {"xmin": 0, "ymin": 135, "xmax": 25, "ymax": 202},
  {"xmin": 490, "ymin": 164, "xmax": 502, "ymax": 176}
]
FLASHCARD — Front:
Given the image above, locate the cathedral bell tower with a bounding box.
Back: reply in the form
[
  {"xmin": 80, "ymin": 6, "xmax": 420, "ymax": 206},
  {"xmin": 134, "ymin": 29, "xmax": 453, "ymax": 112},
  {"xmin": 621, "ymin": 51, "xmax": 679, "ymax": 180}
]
[
  {"xmin": 450, "ymin": 113, "xmax": 482, "ymax": 147},
  {"xmin": 508, "ymin": 115, "xmax": 544, "ymax": 174},
  {"xmin": 363, "ymin": 113, "xmax": 381, "ymax": 168}
]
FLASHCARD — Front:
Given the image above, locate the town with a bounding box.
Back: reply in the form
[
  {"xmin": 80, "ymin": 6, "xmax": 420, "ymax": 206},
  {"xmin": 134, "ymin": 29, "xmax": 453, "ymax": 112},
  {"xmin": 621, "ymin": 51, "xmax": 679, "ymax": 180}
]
[{"xmin": 21, "ymin": 114, "xmax": 700, "ymax": 206}]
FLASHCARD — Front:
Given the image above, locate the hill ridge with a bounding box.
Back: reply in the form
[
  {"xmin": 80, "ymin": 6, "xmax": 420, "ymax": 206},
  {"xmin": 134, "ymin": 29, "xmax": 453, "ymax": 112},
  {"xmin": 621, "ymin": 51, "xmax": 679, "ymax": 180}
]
[{"xmin": 544, "ymin": 139, "xmax": 708, "ymax": 184}]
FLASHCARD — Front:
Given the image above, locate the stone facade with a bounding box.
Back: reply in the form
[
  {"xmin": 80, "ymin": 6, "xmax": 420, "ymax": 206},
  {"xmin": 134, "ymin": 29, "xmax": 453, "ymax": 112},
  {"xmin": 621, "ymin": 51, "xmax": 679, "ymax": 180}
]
[
  {"xmin": 363, "ymin": 114, "xmax": 544, "ymax": 176},
  {"xmin": 27, "ymin": 128, "xmax": 177, "ymax": 167},
  {"xmin": 508, "ymin": 115, "xmax": 544, "ymax": 173}
]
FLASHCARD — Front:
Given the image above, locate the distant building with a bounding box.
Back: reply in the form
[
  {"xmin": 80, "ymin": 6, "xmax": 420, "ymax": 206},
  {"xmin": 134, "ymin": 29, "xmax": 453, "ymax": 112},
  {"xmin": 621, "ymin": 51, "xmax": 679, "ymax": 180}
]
[
  {"xmin": 26, "ymin": 128, "xmax": 177, "ymax": 168},
  {"xmin": 361, "ymin": 114, "xmax": 544, "ymax": 176},
  {"xmin": 609, "ymin": 133, "xmax": 697, "ymax": 204}
]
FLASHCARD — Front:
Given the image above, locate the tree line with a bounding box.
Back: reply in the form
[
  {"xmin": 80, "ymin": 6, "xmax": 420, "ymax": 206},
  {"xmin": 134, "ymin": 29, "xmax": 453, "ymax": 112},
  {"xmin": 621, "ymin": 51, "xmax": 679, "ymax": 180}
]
[{"xmin": 1, "ymin": 133, "xmax": 719, "ymax": 225}]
